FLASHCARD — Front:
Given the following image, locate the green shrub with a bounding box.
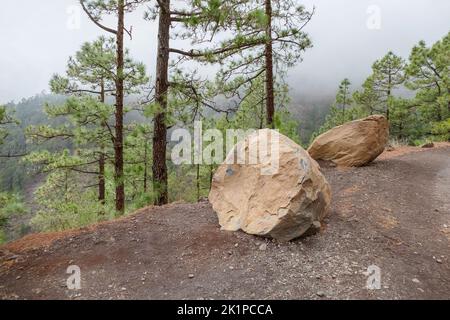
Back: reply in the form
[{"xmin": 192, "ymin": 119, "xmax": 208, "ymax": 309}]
[
  {"xmin": 431, "ymin": 118, "xmax": 450, "ymax": 141},
  {"xmin": 0, "ymin": 229, "xmax": 6, "ymax": 244},
  {"xmin": 0, "ymin": 192, "xmax": 27, "ymax": 244}
]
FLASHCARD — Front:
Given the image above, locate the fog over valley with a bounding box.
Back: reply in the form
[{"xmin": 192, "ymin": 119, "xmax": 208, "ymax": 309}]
[{"xmin": 1, "ymin": 0, "xmax": 449, "ymax": 106}]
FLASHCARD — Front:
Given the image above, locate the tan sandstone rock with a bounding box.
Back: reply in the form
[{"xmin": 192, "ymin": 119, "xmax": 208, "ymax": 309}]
[
  {"xmin": 209, "ymin": 129, "xmax": 331, "ymax": 242},
  {"xmin": 307, "ymin": 115, "xmax": 389, "ymax": 167}
]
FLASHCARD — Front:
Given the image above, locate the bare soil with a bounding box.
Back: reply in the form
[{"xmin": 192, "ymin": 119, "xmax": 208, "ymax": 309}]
[{"xmin": 1, "ymin": 145, "xmax": 449, "ymax": 300}]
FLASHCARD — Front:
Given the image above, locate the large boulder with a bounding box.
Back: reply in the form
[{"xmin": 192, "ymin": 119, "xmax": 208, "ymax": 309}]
[
  {"xmin": 308, "ymin": 115, "xmax": 389, "ymax": 167},
  {"xmin": 209, "ymin": 129, "xmax": 331, "ymax": 242}
]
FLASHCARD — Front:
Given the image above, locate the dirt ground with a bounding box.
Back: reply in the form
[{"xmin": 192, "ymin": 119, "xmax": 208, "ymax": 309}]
[{"xmin": 0, "ymin": 145, "xmax": 449, "ymax": 300}]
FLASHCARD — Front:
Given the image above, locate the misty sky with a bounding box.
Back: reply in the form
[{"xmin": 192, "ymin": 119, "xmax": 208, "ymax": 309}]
[{"xmin": 1, "ymin": 0, "xmax": 449, "ymax": 105}]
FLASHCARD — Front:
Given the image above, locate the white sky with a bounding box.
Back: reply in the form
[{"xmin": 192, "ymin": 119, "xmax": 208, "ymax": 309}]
[{"xmin": 1, "ymin": 0, "xmax": 449, "ymax": 104}]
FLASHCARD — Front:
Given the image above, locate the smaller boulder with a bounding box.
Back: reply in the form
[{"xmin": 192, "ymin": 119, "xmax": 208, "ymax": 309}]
[{"xmin": 308, "ymin": 115, "xmax": 389, "ymax": 167}]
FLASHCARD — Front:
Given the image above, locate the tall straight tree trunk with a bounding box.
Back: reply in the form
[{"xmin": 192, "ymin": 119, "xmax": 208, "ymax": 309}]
[
  {"xmin": 209, "ymin": 165, "xmax": 213, "ymax": 191},
  {"xmin": 265, "ymin": 0, "xmax": 275, "ymax": 129},
  {"xmin": 99, "ymin": 154, "xmax": 106, "ymax": 204},
  {"xmin": 143, "ymin": 138, "xmax": 148, "ymax": 193},
  {"xmin": 447, "ymin": 88, "xmax": 450, "ymax": 114},
  {"xmin": 99, "ymin": 79, "xmax": 106, "ymax": 206},
  {"xmin": 152, "ymin": 0, "xmax": 170, "ymax": 206},
  {"xmin": 196, "ymin": 164, "xmax": 200, "ymax": 202},
  {"xmin": 435, "ymin": 86, "xmax": 442, "ymax": 121},
  {"xmin": 386, "ymin": 88, "xmax": 391, "ymax": 121},
  {"xmin": 386, "ymin": 72, "xmax": 392, "ymax": 121},
  {"xmin": 342, "ymin": 94, "xmax": 347, "ymax": 118},
  {"xmin": 114, "ymin": 0, "xmax": 125, "ymax": 214},
  {"xmin": 260, "ymin": 98, "xmax": 265, "ymax": 129}
]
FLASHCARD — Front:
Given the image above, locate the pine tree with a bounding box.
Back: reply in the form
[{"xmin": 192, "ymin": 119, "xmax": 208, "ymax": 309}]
[
  {"xmin": 371, "ymin": 51, "xmax": 406, "ymax": 120},
  {"xmin": 150, "ymin": 0, "xmax": 170, "ymax": 205},
  {"xmin": 389, "ymin": 97, "xmax": 420, "ymax": 140},
  {"xmin": 214, "ymin": 0, "xmax": 313, "ymax": 128},
  {"xmin": 30, "ymin": 168, "xmax": 104, "ymax": 232},
  {"xmin": 124, "ymin": 123, "xmax": 153, "ymax": 208},
  {"xmin": 0, "ymin": 106, "xmax": 22, "ymax": 158},
  {"xmin": 353, "ymin": 76, "xmax": 384, "ymax": 115},
  {"xmin": 335, "ymin": 78, "xmax": 353, "ymax": 117},
  {"xmin": 27, "ymin": 37, "xmax": 147, "ymax": 219},
  {"xmin": 310, "ymin": 78, "xmax": 371, "ymax": 142},
  {"xmin": 0, "ymin": 106, "xmax": 11, "ymax": 144},
  {"xmin": 25, "ymin": 97, "xmax": 113, "ymax": 219},
  {"xmin": 80, "ymin": 0, "xmax": 148, "ymax": 214},
  {"xmin": 145, "ymin": 1, "xmax": 312, "ymax": 206},
  {"xmin": 146, "ymin": 0, "xmax": 247, "ymax": 205},
  {"xmin": 405, "ymin": 32, "xmax": 450, "ymax": 122},
  {"xmin": 51, "ymin": 37, "xmax": 114, "ymax": 205}
]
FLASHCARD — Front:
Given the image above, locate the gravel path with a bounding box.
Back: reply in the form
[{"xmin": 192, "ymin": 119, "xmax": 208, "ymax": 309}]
[{"xmin": 0, "ymin": 146, "xmax": 449, "ymax": 300}]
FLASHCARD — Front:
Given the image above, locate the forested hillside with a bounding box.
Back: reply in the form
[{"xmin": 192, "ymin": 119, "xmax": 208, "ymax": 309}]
[{"xmin": 1, "ymin": 95, "xmax": 68, "ymax": 191}]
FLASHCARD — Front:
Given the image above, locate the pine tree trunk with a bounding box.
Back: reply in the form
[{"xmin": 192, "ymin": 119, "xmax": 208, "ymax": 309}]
[
  {"xmin": 265, "ymin": 0, "xmax": 275, "ymax": 129},
  {"xmin": 386, "ymin": 72, "xmax": 392, "ymax": 121},
  {"xmin": 342, "ymin": 92, "xmax": 347, "ymax": 118},
  {"xmin": 143, "ymin": 138, "xmax": 148, "ymax": 193},
  {"xmin": 386, "ymin": 89, "xmax": 391, "ymax": 121},
  {"xmin": 260, "ymin": 98, "xmax": 265, "ymax": 129},
  {"xmin": 99, "ymin": 79, "xmax": 106, "ymax": 206},
  {"xmin": 152, "ymin": 0, "xmax": 170, "ymax": 206},
  {"xmin": 209, "ymin": 165, "xmax": 213, "ymax": 191},
  {"xmin": 196, "ymin": 164, "xmax": 200, "ymax": 202},
  {"xmin": 447, "ymin": 88, "xmax": 450, "ymax": 114},
  {"xmin": 114, "ymin": 0, "xmax": 125, "ymax": 214},
  {"xmin": 99, "ymin": 154, "xmax": 106, "ymax": 205}
]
